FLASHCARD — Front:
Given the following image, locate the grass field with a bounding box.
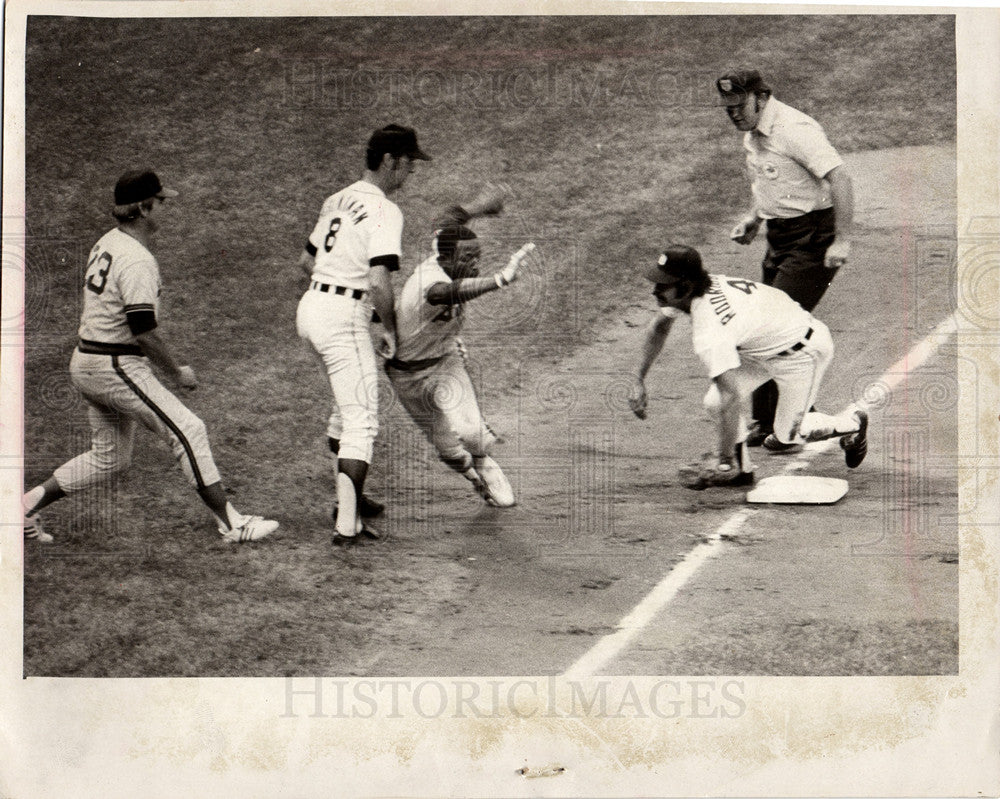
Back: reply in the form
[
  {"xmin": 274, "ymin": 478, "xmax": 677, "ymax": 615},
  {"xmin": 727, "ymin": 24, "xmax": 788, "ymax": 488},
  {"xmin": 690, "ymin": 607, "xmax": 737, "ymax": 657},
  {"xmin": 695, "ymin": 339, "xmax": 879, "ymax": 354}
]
[{"xmin": 21, "ymin": 15, "xmax": 957, "ymax": 676}]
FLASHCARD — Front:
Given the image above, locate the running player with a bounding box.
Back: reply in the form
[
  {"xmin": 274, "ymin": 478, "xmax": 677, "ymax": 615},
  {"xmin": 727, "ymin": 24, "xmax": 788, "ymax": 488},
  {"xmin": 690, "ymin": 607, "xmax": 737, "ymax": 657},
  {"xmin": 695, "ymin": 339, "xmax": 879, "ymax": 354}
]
[
  {"xmin": 387, "ymin": 188, "xmax": 534, "ymax": 506},
  {"xmin": 296, "ymin": 124, "xmax": 430, "ymax": 545},
  {"xmin": 23, "ymin": 170, "xmax": 279, "ymax": 542}
]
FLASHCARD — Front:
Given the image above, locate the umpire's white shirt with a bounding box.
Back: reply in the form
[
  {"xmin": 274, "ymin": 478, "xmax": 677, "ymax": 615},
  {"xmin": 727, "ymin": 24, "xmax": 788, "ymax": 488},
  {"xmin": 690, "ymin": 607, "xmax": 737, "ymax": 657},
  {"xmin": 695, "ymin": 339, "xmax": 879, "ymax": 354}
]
[{"xmin": 744, "ymin": 97, "xmax": 844, "ymax": 219}]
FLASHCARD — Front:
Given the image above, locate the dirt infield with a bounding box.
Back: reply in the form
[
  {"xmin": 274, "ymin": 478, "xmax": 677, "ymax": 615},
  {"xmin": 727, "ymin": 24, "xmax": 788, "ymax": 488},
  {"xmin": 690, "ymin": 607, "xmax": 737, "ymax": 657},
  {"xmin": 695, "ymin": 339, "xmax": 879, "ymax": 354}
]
[{"xmin": 310, "ymin": 144, "xmax": 959, "ymax": 676}]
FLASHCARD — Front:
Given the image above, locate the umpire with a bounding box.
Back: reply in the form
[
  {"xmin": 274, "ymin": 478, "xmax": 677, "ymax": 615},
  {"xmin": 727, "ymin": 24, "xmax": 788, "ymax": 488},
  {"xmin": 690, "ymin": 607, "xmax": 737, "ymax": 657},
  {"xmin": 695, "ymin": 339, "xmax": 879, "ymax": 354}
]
[{"xmin": 717, "ymin": 68, "xmax": 854, "ymax": 445}]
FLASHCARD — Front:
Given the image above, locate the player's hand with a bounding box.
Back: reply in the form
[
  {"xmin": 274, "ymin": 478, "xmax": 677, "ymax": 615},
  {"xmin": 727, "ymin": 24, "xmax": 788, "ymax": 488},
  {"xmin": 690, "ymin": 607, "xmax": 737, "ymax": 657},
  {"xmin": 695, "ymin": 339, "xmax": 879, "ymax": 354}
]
[
  {"xmin": 730, "ymin": 216, "xmax": 761, "ymax": 245},
  {"xmin": 176, "ymin": 365, "xmax": 198, "ymax": 390},
  {"xmin": 825, "ymin": 238, "xmax": 851, "ymax": 269},
  {"xmin": 376, "ymin": 331, "xmax": 397, "ymax": 360},
  {"xmin": 628, "ymin": 378, "xmax": 648, "ymax": 419},
  {"xmin": 497, "ymin": 242, "xmax": 535, "ymax": 286},
  {"xmin": 472, "ymin": 182, "xmax": 511, "ymax": 216}
]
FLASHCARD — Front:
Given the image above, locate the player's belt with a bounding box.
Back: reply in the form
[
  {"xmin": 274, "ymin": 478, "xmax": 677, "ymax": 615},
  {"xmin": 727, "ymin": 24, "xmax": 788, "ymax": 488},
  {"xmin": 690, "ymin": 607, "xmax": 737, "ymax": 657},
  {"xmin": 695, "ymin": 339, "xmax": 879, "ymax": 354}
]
[
  {"xmin": 77, "ymin": 339, "xmax": 143, "ymax": 356},
  {"xmin": 776, "ymin": 328, "xmax": 813, "ymax": 357},
  {"xmin": 385, "ymin": 355, "xmax": 446, "ymax": 372},
  {"xmin": 310, "ymin": 281, "xmax": 365, "ymax": 300}
]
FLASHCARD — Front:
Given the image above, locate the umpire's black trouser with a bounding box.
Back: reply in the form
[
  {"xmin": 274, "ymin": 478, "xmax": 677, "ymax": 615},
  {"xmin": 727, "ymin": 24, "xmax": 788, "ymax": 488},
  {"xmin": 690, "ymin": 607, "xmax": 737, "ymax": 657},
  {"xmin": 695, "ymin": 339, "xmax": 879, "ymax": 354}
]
[{"xmin": 752, "ymin": 206, "xmax": 840, "ymax": 432}]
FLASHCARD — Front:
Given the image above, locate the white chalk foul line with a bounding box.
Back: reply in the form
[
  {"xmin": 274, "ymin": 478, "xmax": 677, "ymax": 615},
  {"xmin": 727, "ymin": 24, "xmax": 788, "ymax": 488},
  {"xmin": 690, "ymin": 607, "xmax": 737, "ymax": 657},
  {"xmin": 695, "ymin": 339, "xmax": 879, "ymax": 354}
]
[{"xmin": 563, "ymin": 312, "xmax": 959, "ymax": 679}]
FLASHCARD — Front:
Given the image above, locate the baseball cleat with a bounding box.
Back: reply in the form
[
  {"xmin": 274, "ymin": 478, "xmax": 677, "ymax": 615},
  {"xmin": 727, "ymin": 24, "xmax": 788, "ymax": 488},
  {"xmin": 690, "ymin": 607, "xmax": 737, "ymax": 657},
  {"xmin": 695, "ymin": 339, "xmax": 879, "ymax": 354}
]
[
  {"xmin": 762, "ymin": 434, "xmax": 803, "ymax": 454},
  {"xmin": 678, "ymin": 464, "xmax": 756, "ymax": 491},
  {"xmin": 841, "ymin": 409, "xmax": 869, "ymax": 468},
  {"xmin": 745, "ymin": 421, "xmax": 771, "ymax": 448},
  {"xmin": 219, "ymin": 515, "xmax": 279, "ymax": 543},
  {"xmin": 331, "ymin": 531, "xmax": 359, "ymax": 547},
  {"xmin": 24, "ymin": 514, "xmax": 53, "ymax": 543},
  {"xmin": 473, "ymin": 456, "xmax": 515, "ymax": 507}
]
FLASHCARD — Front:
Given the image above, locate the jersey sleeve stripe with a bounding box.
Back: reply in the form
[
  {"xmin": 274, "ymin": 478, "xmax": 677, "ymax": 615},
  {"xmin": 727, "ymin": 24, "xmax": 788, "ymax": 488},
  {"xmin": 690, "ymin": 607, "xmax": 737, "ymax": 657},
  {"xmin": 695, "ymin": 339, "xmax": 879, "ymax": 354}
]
[
  {"xmin": 370, "ymin": 254, "xmax": 400, "ymax": 272},
  {"xmin": 305, "ymin": 241, "xmax": 318, "ymax": 257},
  {"xmin": 124, "ymin": 303, "xmax": 155, "ymax": 312}
]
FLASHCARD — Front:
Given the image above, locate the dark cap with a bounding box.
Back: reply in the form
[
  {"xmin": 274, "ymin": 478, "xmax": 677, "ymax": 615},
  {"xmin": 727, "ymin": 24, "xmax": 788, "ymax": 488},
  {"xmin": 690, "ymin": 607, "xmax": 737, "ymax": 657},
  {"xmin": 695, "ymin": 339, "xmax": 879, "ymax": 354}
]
[
  {"xmin": 114, "ymin": 170, "xmax": 178, "ymax": 205},
  {"xmin": 715, "ymin": 69, "xmax": 772, "ymax": 106},
  {"xmin": 644, "ymin": 244, "xmax": 705, "ymax": 283},
  {"xmin": 367, "ymin": 124, "xmax": 432, "ymax": 163}
]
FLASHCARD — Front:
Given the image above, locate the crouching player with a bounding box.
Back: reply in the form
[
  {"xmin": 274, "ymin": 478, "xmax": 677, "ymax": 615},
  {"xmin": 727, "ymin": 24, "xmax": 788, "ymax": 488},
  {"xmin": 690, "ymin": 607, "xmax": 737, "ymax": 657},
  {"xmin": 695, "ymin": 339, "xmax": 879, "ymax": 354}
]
[{"xmin": 628, "ymin": 243, "xmax": 868, "ymax": 490}]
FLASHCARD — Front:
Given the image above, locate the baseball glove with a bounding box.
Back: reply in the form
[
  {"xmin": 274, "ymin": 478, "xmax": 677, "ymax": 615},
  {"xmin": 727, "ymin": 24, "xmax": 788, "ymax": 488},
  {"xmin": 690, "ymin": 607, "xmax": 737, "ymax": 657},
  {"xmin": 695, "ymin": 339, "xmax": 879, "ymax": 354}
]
[{"xmin": 678, "ymin": 453, "xmax": 755, "ymax": 490}]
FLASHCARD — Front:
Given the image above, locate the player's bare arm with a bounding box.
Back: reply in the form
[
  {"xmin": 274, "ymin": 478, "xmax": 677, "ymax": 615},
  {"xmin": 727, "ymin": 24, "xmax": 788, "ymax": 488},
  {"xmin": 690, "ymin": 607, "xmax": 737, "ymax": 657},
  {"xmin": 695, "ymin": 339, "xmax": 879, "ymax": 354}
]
[
  {"xmin": 135, "ymin": 329, "xmax": 197, "ymax": 389},
  {"xmin": 368, "ymin": 262, "xmax": 398, "ymax": 359},
  {"xmin": 629, "ymin": 314, "xmax": 674, "ymax": 419},
  {"xmin": 297, "ymin": 249, "xmax": 315, "ymax": 277},
  {"xmin": 712, "ymin": 369, "xmax": 743, "ymax": 459},
  {"xmin": 434, "ymin": 183, "xmax": 511, "ymax": 227},
  {"xmin": 824, "ymin": 165, "xmax": 855, "ymax": 268}
]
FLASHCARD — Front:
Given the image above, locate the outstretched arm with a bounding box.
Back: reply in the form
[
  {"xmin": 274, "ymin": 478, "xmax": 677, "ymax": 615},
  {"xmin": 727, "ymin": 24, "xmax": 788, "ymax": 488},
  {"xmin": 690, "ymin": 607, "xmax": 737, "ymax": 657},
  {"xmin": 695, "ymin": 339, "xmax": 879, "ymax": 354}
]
[
  {"xmin": 712, "ymin": 368, "xmax": 743, "ymax": 459},
  {"xmin": 426, "ymin": 243, "xmax": 535, "ymax": 306},
  {"xmin": 629, "ymin": 314, "xmax": 675, "ymax": 419},
  {"xmin": 433, "ymin": 183, "xmax": 511, "ymax": 228}
]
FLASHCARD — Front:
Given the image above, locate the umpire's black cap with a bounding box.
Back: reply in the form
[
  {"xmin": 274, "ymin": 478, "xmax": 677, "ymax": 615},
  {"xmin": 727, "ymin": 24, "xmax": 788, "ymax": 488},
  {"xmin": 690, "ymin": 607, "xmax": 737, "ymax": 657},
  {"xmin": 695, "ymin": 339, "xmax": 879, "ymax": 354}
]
[
  {"xmin": 367, "ymin": 124, "xmax": 432, "ymax": 162},
  {"xmin": 715, "ymin": 69, "xmax": 772, "ymax": 105},
  {"xmin": 644, "ymin": 244, "xmax": 706, "ymax": 283}
]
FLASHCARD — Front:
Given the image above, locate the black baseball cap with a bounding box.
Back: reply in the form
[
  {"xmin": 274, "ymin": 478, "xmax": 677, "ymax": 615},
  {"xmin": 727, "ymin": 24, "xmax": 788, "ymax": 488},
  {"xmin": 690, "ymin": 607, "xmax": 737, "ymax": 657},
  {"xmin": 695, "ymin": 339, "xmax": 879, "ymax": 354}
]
[
  {"xmin": 715, "ymin": 69, "xmax": 772, "ymax": 106},
  {"xmin": 644, "ymin": 244, "xmax": 705, "ymax": 283},
  {"xmin": 367, "ymin": 124, "xmax": 432, "ymax": 162},
  {"xmin": 114, "ymin": 170, "xmax": 178, "ymax": 205}
]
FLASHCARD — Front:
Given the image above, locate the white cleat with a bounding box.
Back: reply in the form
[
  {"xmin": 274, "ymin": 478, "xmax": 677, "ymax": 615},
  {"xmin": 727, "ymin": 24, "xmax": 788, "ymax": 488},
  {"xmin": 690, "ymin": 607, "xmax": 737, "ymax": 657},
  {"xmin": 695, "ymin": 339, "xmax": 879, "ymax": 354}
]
[
  {"xmin": 219, "ymin": 515, "xmax": 279, "ymax": 543},
  {"xmin": 473, "ymin": 456, "xmax": 515, "ymax": 507},
  {"xmin": 24, "ymin": 514, "xmax": 53, "ymax": 544}
]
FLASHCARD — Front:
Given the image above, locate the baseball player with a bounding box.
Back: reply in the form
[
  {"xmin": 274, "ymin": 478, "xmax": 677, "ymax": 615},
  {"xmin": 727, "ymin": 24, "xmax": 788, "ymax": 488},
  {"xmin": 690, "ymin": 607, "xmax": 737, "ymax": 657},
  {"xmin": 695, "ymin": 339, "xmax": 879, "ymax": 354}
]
[
  {"xmin": 386, "ymin": 187, "xmax": 535, "ymax": 506},
  {"xmin": 628, "ymin": 244, "xmax": 868, "ymax": 489},
  {"xmin": 23, "ymin": 170, "xmax": 279, "ymax": 542},
  {"xmin": 297, "ymin": 124, "xmax": 430, "ymax": 545},
  {"xmin": 717, "ymin": 68, "xmax": 855, "ymax": 446}
]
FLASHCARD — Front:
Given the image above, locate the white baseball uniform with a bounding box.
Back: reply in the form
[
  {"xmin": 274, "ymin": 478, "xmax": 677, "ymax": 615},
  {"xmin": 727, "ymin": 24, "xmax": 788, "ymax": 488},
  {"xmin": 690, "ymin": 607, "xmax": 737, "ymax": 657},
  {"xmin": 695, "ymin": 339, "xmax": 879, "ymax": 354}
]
[
  {"xmin": 387, "ymin": 254, "xmax": 497, "ymax": 469},
  {"xmin": 53, "ymin": 228, "xmax": 222, "ymax": 493},
  {"xmin": 296, "ymin": 179, "xmax": 403, "ymax": 463},
  {"xmin": 681, "ymin": 274, "xmax": 857, "ymax": 444}
]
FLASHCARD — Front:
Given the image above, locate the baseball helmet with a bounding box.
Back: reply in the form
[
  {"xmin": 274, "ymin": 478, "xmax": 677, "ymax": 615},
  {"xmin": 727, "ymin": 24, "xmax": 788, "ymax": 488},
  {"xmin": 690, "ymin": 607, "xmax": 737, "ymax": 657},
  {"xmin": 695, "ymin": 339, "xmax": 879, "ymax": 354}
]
[
  {"xmin": 114, "ymin": 170, "xmax": 178, "ymax": 205},
  {"xmin": 715, "ymin": 69, "xmax": 772, "ymax": 105},
  {"xmin": 644, "ymin": 244, "xmax": 706, "ymax": 284}
]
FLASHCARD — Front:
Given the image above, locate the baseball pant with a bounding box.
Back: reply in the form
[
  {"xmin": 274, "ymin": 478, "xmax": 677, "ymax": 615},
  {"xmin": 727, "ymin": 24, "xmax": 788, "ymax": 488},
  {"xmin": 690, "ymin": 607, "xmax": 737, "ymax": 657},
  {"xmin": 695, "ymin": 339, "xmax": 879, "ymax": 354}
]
[
  {"xmin": 703, "ymin": 320, "xmax": 852, "ymax": 445},
  {"xmin": 53, "ymin": 350, "xmax": 221, "ymax": 492},
  {"xmin": 753, "ymin": 206, "xmax": 840, "ymax": 431},
  {"xmin": 387, "ymin": 352, "xmax": 497, "ymax": 471},
  {"xmin": 297, "ymin": 289, "xmax": 379, "ymax": 464}
]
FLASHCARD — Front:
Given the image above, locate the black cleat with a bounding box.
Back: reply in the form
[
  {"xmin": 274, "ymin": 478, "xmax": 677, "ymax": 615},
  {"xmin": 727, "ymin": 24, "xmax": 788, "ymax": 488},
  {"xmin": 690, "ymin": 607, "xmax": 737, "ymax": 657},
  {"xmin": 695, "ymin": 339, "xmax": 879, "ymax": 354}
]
[
  {"xmin": 746, "ymin": 421, "xmax": 771, "ymax": 448},
  {"xmin": 841, "ymin": 409, "xmax": 869, "ymax": 468},
  {"xmin": 331, "ymin": 532, "xmax": 360, "ymax": 547}
]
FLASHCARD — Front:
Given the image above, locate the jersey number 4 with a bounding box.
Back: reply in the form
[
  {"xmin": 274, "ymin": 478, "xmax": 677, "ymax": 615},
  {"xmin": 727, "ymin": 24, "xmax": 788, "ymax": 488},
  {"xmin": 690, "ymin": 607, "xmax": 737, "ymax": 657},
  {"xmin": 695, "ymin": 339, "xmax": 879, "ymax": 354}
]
[
  {"xmin": 323, "ymin": 218, "xmax": 342, "ymax": 252},
  {"xmin": 726, "ymin": 279, "xmax": 757, "ymax": 295},
  {"xmin": 85, "ymin": 251, "xmax": 113, "ymax": 295}
]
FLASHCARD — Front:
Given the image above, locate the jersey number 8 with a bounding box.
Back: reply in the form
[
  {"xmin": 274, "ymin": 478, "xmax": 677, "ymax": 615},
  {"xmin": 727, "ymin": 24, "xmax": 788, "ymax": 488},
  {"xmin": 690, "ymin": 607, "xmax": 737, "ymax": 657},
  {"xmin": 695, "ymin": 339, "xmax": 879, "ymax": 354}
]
[{"xmin": 323, "ymin": 218, "xmax": 342, "ymax": 252}]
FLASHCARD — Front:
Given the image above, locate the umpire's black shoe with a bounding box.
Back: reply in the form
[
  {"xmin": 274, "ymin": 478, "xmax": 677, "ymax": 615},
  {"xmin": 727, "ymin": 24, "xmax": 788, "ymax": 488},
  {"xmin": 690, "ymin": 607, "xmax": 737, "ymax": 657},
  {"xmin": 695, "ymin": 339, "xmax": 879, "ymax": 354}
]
[
  {"xmin": 746, "ymin": 421, "xmax": 771, "ymax": 447},
  {"xmin": 841, "ymin": 410, "xmax": 869, "ymax": 468}
]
